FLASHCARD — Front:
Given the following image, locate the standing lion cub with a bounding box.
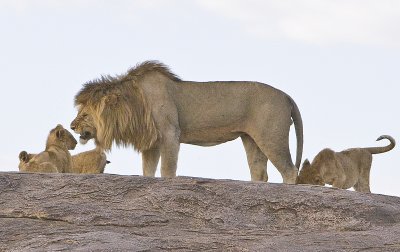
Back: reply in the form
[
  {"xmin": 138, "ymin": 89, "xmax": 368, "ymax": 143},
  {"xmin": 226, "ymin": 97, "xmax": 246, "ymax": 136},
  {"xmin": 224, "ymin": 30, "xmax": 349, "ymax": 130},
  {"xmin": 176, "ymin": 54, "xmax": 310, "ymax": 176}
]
[
  {"xmin": 296, "ymin": 135, "xmax": 395, "ymax": 193},
  {"xmin": 19, "ymin": 124, "xmax": 77, "ymax": 173}
]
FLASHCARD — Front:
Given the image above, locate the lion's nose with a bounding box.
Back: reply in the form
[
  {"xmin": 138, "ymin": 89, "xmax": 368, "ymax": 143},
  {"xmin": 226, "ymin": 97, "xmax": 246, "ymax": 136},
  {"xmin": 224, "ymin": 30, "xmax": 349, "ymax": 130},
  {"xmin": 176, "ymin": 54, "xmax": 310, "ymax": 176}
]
[{"xmin": 70, "ymin": 123, "xmax": 76, "ymax": 131}]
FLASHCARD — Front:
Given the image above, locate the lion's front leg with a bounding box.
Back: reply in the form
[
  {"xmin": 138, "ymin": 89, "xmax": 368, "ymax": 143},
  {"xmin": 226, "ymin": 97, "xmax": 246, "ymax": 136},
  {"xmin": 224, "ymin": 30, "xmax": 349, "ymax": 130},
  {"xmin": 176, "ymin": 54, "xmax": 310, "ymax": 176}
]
[
  {"xmin": 160, "ymin": 131, "xmax": 180, "ymax": 178},
  {"xmin": 332, "ymin": 175, "xmax": 346, "ymax": 189},
  {"xmin": 142, "ymin": 148, "xmax": 160, "ymax": 177}
]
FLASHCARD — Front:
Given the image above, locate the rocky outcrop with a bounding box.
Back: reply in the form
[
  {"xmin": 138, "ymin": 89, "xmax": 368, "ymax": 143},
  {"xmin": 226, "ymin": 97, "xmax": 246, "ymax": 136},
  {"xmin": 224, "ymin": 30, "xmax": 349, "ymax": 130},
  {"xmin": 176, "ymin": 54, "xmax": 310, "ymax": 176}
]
[{"xmin": 0, "ymin": 172, "xmax": 399, "ymax": 251}]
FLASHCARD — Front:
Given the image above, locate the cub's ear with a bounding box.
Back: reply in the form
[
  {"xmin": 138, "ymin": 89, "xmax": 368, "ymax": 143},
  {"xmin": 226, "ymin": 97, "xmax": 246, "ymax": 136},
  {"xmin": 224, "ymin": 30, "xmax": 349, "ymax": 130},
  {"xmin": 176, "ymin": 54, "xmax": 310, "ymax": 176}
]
[
  {"xmin": 302, "ymin": 159, "xmax": 310, "ymax": 166},
  {"xmin": 56, "ymin": 129, "xmax": 65, "ymax": 139},
  {"xmin": 19, "ymin": 151, "xmax": 29, "ymax": 162}
]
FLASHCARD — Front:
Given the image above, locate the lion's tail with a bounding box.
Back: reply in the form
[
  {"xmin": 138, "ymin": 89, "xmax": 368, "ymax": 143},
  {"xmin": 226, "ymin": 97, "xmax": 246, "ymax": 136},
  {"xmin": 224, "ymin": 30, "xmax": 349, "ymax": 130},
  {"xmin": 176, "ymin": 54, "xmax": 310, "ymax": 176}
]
[
  {"xmin": 364, "ymin": 135, "xmax": 396, "ymax": 154},
  {"xmin": 290, "ymin": 96, "xmax": 303, "ymax": 169}
]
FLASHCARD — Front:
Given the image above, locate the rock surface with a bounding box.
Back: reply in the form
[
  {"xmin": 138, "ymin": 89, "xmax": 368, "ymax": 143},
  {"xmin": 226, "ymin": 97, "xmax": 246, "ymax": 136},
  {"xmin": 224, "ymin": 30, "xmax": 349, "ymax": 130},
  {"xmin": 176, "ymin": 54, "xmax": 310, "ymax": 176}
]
[{"xmin": 0, "ymin": 172, "xmax": 400, "ymax": 251}]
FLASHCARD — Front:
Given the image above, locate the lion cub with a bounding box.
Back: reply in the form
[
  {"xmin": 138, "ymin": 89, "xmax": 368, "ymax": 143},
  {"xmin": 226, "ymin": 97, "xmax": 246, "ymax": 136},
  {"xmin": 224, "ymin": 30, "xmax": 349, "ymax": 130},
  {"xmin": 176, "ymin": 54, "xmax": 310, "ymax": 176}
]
[
  {"xmin": 69, "ymin": 147, "xmax": 110, "ymax": 174},
  {"xmin": 19, "ymin": 124, "xmax": 77, "ymax": 173},
  {"xmin": 296, "ymin": 135, "xmax": 395, "ymax": 193},
  {"xmin": 19, "ymin": 147, "xmax": 109, "ymax": 174}
]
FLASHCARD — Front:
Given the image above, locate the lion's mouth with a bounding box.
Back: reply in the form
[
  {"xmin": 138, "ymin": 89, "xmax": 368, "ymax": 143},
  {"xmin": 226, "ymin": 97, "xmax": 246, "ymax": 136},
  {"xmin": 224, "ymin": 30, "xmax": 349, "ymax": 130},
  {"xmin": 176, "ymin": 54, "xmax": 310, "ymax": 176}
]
[
  {"xmin": 70, "ymin": 142, "xmax": 78, "ymax": 150},
  {"xmin": 79, "ymin": 131, "xmax": 93, "ymax": 144}
]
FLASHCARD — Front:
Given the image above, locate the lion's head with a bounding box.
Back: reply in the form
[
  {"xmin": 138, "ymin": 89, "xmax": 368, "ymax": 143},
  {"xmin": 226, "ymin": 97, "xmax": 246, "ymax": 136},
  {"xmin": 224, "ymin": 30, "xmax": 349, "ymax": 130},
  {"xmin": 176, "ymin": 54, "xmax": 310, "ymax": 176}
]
[
  {"xmin": 296, "ymin": 159, "xmax": 324, "ymax": 185},
  {"xmin": 47, "ymin": 124, "xmax": 78, "ymax": 150},
  {"xmin": 71, "ymin": 63, "xmax": 164, "ymax": 151},
  {"xmin": 70, "ymin": 106, "xmax": 97, "ymax": 145},
  {"xmin": 71, "ymin": 89, "xmax": 158, "ymax": 151},
  {"xmin": 18, "ymin": 151, "xmax": 35, "ymax": 171},
  {"xmin": 19, "ymin": 151, "xmax": 32, "ymax": 163}
]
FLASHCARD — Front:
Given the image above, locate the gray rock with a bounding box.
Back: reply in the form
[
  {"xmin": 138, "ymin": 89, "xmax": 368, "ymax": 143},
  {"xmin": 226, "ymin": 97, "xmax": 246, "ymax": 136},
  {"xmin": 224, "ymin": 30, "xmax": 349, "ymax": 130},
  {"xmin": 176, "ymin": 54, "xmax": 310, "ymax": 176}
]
[{"xmin": 0, "ymin": 172, "xmax": 399, "ymax": 251}]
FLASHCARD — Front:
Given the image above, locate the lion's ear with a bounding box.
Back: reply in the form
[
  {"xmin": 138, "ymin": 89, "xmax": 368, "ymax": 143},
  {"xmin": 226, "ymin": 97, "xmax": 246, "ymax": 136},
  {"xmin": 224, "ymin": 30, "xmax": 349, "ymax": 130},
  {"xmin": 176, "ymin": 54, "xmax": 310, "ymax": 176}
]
[
  {"xmin": 104, "ymin": 93, "xmax": 120, "ymax": 107},
  {"xmin": 302, "ymin": 159, "xmax": 310, "ymax": 166},
  {"xmin": 19, "ymin": 151, "xmax": 29, "ymax": 162},
  {"xmin": 56, "ymin": 129, "xmax": 65, "ymax": 139}
]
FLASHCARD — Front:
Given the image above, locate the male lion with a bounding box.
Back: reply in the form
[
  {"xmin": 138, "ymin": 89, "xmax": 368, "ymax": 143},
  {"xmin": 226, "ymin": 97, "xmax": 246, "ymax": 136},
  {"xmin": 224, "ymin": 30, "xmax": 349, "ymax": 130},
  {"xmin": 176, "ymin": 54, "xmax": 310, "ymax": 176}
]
[
  {"xmin": 19, "ymin": 147, "xmax": 109, "ymax": 174},
  {"xmin": 71, "ymin": 61, "xmax": 303, "ymax": 183},
  {"xmin": 19, "ymin": 124, "xmax": 77, "ymax": 173},
  {"xmin": 296, "ymin": 135, "xmax": 395, "ymax": 192}
]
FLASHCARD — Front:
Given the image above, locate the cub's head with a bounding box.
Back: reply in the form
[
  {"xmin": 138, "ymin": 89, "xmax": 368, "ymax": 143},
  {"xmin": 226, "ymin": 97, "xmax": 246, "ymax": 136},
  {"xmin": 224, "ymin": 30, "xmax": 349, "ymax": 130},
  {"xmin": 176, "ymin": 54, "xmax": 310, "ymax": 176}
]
[
  {"xmin": 70, "ymin": 106, "xmax": 97, "ymax": 145},
  {"xmin": 18, "ymin": 151, "xmax": 34, "ymax": 171},
  {"xmin": 296, "ymin": 159, "xmax": 324, "ymax": 186},
  {"xmin": 19, "ymin": 151, "xmax": 31, "ymax": 163},
  {"xmin": 48, "ymin": 124, "xmax": 77, "ymax": 150}
]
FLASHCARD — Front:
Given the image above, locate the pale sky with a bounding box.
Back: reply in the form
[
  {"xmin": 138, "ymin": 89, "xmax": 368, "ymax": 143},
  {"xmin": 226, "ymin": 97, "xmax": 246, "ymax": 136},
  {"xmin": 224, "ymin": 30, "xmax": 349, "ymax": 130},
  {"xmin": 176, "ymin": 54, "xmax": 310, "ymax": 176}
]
[{"xmin": 1, "ymin": 0, "xmax": 399, "ymax": 196}]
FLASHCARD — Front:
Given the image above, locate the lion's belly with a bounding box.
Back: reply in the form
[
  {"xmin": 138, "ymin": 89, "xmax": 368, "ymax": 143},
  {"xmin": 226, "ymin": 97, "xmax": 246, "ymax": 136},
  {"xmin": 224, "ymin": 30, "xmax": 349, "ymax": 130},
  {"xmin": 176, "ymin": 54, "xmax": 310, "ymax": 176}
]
[
  {"xmin": 180, "ymin": 128, "xmax": 242, "ymax": 146},
  {"xmin": 175, "ymin": 81, "xmax": 288, "ymax": 146}
]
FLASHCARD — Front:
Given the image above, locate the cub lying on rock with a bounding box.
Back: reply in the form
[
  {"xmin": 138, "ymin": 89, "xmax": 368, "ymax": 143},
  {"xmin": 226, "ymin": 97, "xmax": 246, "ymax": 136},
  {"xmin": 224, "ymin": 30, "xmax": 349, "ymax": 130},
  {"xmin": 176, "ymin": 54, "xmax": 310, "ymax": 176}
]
[
  {"xmin": 19, "ymin": 146, "xmax": 109, "ymax": 174},
  {"xmin": 296, "ymin": 135, "xmax": 395, "ymax": 193},
  {"xmin": 69, "ymin": 147, "xmax": 110, "ymax": 174},
  {"xmin": 18, "ymin": 124, "xmax": 77, "ymax": 173}
]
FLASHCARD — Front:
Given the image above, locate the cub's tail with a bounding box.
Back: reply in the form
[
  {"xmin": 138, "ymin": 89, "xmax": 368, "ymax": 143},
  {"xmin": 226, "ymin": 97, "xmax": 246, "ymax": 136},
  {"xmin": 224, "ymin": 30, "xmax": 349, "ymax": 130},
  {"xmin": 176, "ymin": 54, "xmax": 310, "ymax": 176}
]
[{"xmin": 364, "ymin": 135, "xmax": 396, "ymax": 154}]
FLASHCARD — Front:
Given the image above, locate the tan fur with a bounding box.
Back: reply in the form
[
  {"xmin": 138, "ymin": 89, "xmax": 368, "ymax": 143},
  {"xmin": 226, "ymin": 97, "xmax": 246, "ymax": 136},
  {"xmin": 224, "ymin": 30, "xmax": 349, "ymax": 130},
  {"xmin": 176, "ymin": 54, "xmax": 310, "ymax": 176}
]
[
  {"xmin": 19, "ymin": 147, "xmax": 109, "ymax": 174},
  {"xmin": 297, "ymin": 135, "xmax": 396, "ymax": 193},
  {"xmin": 71, "ymin": 61, "xmax": 303, "ymax": 184},
  {"xmin": 18, "ymin": 151, "xmax": 36, "ymax": 170},
  {"xmin": 19, "ymin": 125, "xmax": 77, "ymax": 173},
  {"xmin": 69, "ymin": 147, "xmax": 109, "ymax": 174}
]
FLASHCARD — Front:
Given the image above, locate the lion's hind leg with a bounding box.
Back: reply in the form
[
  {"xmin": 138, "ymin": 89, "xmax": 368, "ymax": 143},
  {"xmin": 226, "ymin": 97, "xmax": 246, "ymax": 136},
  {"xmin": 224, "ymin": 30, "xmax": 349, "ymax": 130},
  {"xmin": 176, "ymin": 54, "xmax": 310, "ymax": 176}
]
[
  {"xmin": 353, "ymin": 182, "xmax": 371, "ymax": 193},
  {"xmin": 354, "ymin": 157, "xmax": 372, "ymax": 193},
  {"xmin": 249, "ymin": 129, "xmax": 298, "ymax": 184},
  {"xmin": 241, "ymin": 134, "xmax": 269, "ymax": 182}
]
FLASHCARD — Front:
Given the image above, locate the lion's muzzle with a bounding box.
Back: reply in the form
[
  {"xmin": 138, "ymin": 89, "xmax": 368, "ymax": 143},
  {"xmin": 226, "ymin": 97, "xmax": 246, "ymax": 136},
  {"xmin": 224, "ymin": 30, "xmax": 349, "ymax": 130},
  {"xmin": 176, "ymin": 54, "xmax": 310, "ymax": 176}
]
[{"xmin": 79, "ymin": 131, "xmax": 93, "ymax": 145}]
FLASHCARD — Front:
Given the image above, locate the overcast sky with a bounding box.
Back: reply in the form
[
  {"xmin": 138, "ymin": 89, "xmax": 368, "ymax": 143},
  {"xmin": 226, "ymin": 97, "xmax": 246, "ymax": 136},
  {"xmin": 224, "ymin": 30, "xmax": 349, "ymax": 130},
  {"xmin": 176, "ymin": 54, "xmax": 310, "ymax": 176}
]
[{"xmin": 1, "ymin": 0, "xmax": 399, "ymax": 196}]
